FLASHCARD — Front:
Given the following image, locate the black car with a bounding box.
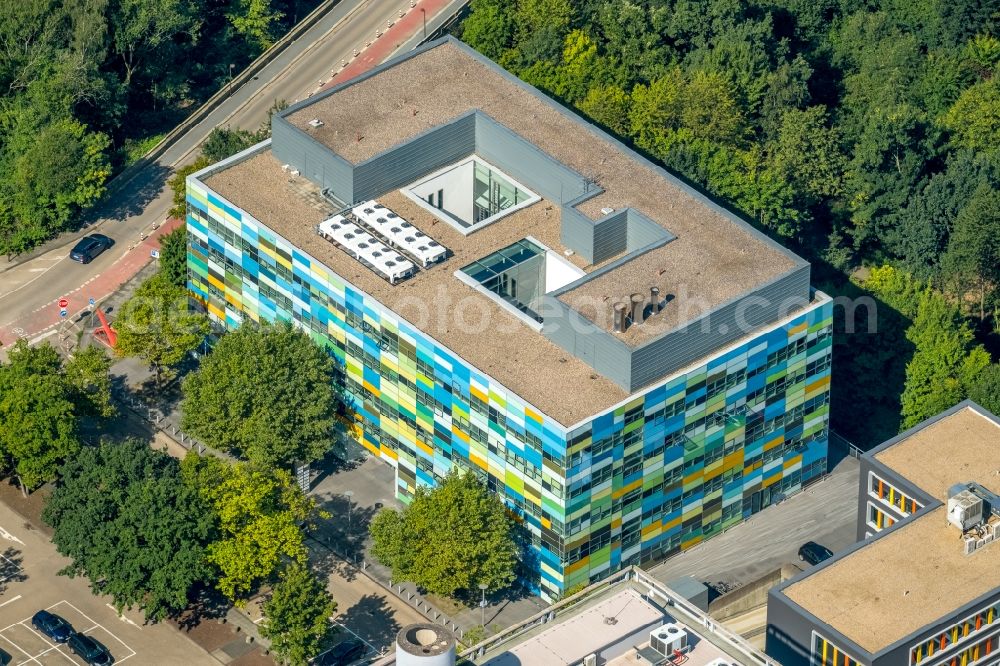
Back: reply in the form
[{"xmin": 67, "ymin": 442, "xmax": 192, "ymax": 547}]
[
  {"xmin": 315, "ymin": 638, "xmax": 365, "ymax": 665},
  {"xmin": 798, "ymin": 541, "xmax": 833, "ymax": 566},
  {"xmin": 0, "ymin": 646, "xmax": 11, "ymax": 665},
  {"xmin": 67, "ymin": 632, "xmax": 114, "ymax": 666},
  {"xmin": 31, "ymin": 610, "xmax": 74, "ymax": 643},
  {"xmin": 69, "ymin": 234, "xmax": 113, "ymax": 263}
]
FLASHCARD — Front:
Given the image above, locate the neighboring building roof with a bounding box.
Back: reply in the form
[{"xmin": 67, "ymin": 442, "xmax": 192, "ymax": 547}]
[
  {"xmin": 781, "ymin": 404, "xmax": 1000, "ymax": 654},
  {"xmin": 196, "ymin": 38, "xmax": 815, "ymax": 425},
  {"xmin": 469, "ymin": 568, "xmax": 769, "ymax": 666},
  {"xmin": 874, "ymin": 406, "xmax": 1000, "ymax": 498}
]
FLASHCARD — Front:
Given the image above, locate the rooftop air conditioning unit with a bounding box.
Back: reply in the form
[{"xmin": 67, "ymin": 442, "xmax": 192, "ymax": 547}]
[
  {"xmin": 583, "ymin": 654, "xmax": 598, "ymax": 666},
  {"xmin": 948, "ymin": 489, "xmax": 984, "ymax": 531},
  {"xmin": 650, "ymin": 624, "xmax": 687, "ymax": 656},
  {"xmin": 308, "ymin": 118, "xmax": 324, "ymax": 128},
  {"xmin": 705, "ymin": 659, "xmax": 741, "ymax": 666}
]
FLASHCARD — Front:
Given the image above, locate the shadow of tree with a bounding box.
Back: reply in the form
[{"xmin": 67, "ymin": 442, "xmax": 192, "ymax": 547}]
[
  {"xmin": 85, "ymin": 163, "xmax": 172, "ymax": 226},
  {"xmin": 333, "ymin": 593, "xmax": 402, "ymax": 654},
  {"xmin": 306, "ymin": 497, "xmax": 380, "ymax": 585},
  {"xmin": 817, "ymin": 273, "xmax": 915, "ymax": 449},
  {"xmin": 0, "ymin": 548, "xmax": 27, "ymax": 593},
  {"xmin": 174, "ymin": 584, "xmax": 231, "ymax": 632}
]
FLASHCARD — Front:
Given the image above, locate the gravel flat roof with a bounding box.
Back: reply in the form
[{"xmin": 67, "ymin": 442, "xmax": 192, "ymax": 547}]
[
  {"xmin": 199, "ymin": 39, "xmax": 812, "ymax": 424},
  {"xmin": 285, "ymin": 40, "xmax": 799, "ymax": 345},
  {"xmin": 783, "ymin": 407, "xmax": 1000, "ymax": 654},
  {"xmin": 874, "ymin": 406, "xmax": 1000, "ymax": 498},
  {"xmin": 203, "ymin": 150, "xmax": 629, "ymax": 426}
]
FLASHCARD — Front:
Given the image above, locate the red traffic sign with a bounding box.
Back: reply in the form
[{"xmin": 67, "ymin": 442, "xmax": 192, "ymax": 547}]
[{"xmin": 57, "ymin": 298, "xmax": 69, "ymax": 309}]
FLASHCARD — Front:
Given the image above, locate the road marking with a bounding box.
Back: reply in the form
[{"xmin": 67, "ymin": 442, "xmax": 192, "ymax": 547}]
[
  {"xmin": 0, "ymin": 595, "xmax": 21, "ymax": 608},
  {"xmin": 105, "ymin": 604, "xmax": 140, "ymax": 629},
  {"xmin": 0, "ymin": 527, "xmax": 23, "ymax": 546},
  {"xmin": 0, "ymin": 256, "xmax": 67, "ymax": 301},
  {"xmin": 25, "ymin": 330, "xmax": 57, "ymax": 346}
]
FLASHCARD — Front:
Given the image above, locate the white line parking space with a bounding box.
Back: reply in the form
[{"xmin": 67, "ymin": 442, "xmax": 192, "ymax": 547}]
[
  {"xmin": 0, "ymin": 550, "xmax": 23, "ymax": 584},
  {"xmin": 0, "ymin": 600, "xmax": 136, "ymax": 665}
]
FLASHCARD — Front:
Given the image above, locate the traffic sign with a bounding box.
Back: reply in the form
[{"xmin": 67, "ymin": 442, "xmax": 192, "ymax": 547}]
[
  {"xmin": 58, "ymin": 298, "xmax": 68, "ymax": 308},
  {"xmin": 59, "ymin": 309, "xmax": 68, "ymax": 318},
  {"xmin": 150, "ymin": 249, "xmax": 160, "ymax": 259},
  {"xmin": 89, "ymin": 297, "xmax": 95, "ymax": 306}
]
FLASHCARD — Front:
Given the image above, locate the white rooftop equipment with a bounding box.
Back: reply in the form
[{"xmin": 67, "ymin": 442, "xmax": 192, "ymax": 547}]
[
  {"xmin": 948, "ymin": 488, "xmax": 985, "ymax": 532},
  {"xmin": 318, "ymin": 215, "xmax": 416, "ymax": 284},
  {"xmin": 705, "ymin": 659, "xmax": 744, "ymax": 666},
  {"xmin": 649, "ymin": 623, "xmax": 688, "ymax": 657},
  {"xmin": 352, "ymin": 200, "xmax": 448, "ymax": 267}
]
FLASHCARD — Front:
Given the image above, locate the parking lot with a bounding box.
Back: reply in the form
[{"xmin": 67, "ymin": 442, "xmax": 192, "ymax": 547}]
[
  {"xmin": 0, "ymin": 600, "xmax": 136, "ymax": 665},
  {"xmin": 0, "ymin": 501, "xmax": 217, "ymax": 666}
]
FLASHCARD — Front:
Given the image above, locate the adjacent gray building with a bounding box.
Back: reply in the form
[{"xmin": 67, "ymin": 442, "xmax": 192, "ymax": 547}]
[{"xmin": 766, "ymin": 401, "xmax": 1000, "ymax": 666}]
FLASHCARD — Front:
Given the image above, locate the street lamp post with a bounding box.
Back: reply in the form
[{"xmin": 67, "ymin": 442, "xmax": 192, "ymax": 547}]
[
  {"xmin": 479, "ymin": 583, "xmax": 488, "ymax": 629},
  {"xmin": 228, "ymin": 63, "xmax": 235, "ymax": 96},
  {"xmin": 344, "ymin": 490, "xmax": 354, "ymax": 529},
  {"xmin": 421, "ymin": 8, "xmax": 426, "ymax": 41}
]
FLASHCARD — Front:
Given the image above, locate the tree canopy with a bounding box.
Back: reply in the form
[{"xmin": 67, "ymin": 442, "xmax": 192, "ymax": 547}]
[
  {"xmin": 0, "ymin": 0, "xmax": 314, "ymax": 256},
  {"xmin": 180, "ymin": 322, "xmax": 339, "ymax": 469},
  {"xmin": 114, "ymin": 273, "xmax": 210, "ymax": 383},
  {"xmin": 181, "ymin": 454, "xmax": 322, "ymax": 601},
  {"xmin": 43, "ymin": 439, "xmax": 216, "ymax": 621},
  {"xmin": 0, "ymin": 341, "xmax": 114, "ymax": 491},
  {"xmin": 370, "ymin": 471, "xmax": 518, "ymax": 597},
  {"xmin": 260, "ymin": 563, "xmax": 336, "ymax": 666}
]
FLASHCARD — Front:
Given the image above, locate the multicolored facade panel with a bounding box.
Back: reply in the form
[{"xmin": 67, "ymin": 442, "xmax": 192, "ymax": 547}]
[{"xmin": 186, "ymin": 176, "xmax": 833, "ymax": 600}]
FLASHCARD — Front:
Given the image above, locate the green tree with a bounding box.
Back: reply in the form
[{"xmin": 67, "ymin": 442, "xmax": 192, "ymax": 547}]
[
  {"xmin": 108, "ymin": 0, "xmax": 199, "ymax": 87},
  {"xmin": 181, "ymin": 455, "xmax": 321, "ymax": 601},
  {"xmin": 901, "ymin": 289, "xmax": 990, "ymax": 428},
  {"xmin": 462, "ymin": 0, "xmax": 514, "ymax": 61},
  {"xmin": 114, "ymin": 273, "xmax": 209, "ymax": 384},
  {"xmin": 158, "ymin": 224, "xmax": 189, "ymax": 289},
  {"xmin": 260, "ymin": 563, "xmax": 336, "ymax": 666},
  {"xmin": 370, "ymin": 471, "xmax": 517, "ymax": 597},
  {"xmin": 227, "ymin": 0, "xmax": 283, "ymax": 50},
  {"xmin": 968, "ymin": 365, "xmax": 1000, "ymax": 416},
  {"xmin": 64, "ymin": 346, "xmax": 116, "ymax": 419},
  {"xmin": 577, "ymin": 85, "xmax": 631, "ymax": 136},
  {"xmin": 943, "ymin": 80, "xmax": 1000, "ymax": 152},
  {"xmin": 772, "ymin": 107, "xmax": 845, "ymax": 201},
  {"xmin": 43, "ymin": 440, "xmax": 216, "ymax": 621},
  {"xmin": 201, "ymin": 126, "xmax": 265, "ymax": 162},
  {"xmin": 181, "ymin": 323, "xmax": 338, "ymax": 468},
  {"xmin": 942, "ymin": 185, "xmax": 1000, "ymax": 319},
  {"xmin": 0, "ymin": 341, "xmax": 80, "ymax": 492}
]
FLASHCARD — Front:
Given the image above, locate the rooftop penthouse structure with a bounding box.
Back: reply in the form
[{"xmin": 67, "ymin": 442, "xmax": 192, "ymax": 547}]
[{"xmin": 185, "ymin": 37, "xmax": 833, "ymax": 599}]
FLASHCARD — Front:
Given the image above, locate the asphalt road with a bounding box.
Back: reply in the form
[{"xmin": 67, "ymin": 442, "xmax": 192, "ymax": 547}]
[{"xmin": 0, "ymin": 0, "xmax": 467, "ymax": 344}]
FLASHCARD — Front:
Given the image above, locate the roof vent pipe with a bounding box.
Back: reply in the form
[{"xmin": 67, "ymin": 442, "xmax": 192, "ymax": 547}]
[
  {"xmin": 650, "ymin": 287, "xmax": 661, "ymax": 314},
  {"xmin": 630, "ymin": 293, "xmax": 645, "ymax": 325},
  {"xmin": 614, "ymin": 303, "xmax": 629, "ymax": 332}
]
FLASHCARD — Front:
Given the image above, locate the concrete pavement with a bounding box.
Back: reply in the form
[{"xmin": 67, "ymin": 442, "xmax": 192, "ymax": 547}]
[
  {"xmin": 0, "ymin": 0, "xmax": 467, "ymax": 349},
  {"xmin": 649, "ymin": 455, "xmax": 860, "ymax": 588}
]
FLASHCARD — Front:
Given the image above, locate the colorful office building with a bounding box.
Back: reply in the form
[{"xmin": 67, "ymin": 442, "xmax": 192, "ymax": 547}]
[
  {"xmin": 767, "ymin": 401, "xmax": 1000, "ymax": 666},
  {"xmin": 185, "ymin": 37, "xmax": 833, "ymax": 600}
]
